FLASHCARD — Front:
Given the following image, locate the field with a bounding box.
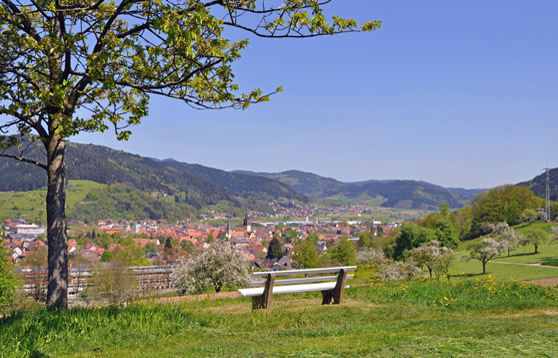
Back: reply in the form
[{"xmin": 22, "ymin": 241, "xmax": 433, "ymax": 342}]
[
  {"xmin": 451, "ymin": 222, "xmax": 558, "ymax": 282},
  {"xmin": 4, "ymin": 222, "xmax": 558, "ymax": 357},
  {"xmin": 2, "ymin": 279, "xmax": 558, "ymax": 357},
  {"xmin": 0, "ymin": 180, "xmax": 105, "ymax": 225}
]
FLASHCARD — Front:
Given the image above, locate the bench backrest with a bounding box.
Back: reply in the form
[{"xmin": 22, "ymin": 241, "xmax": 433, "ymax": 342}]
[{"xmin": 249, "ymin": 266, "xmax": 356, "ymax": 287}]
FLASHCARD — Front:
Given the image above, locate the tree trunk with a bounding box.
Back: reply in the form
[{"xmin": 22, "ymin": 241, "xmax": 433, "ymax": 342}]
[
  {"xmin": 534, "ymin": 245, "xmax": 538, "ymax": 254},
  {"xmin": 45, "ymin": 135, "xmax": 68, "ymax": 308},
  {"xmin": 482, "ymin": 261, "xmax": 486, "ymax": 275}
]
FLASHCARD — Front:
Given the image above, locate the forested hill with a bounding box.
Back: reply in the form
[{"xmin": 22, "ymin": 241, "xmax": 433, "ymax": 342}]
[
  {"xmin": 518, "ymin": 168, "xmax": 558, "ymax": 201},
  {"xmin": 240, "ymin": 170, "xmax": 478, "ymax": 210},
  {"xmin": 0, "ymin": 138, "xmax": 483, "ymax": 212},
  {"xmin": 0, "ymin": 140, "xmax": 307, "ymax": 211}
]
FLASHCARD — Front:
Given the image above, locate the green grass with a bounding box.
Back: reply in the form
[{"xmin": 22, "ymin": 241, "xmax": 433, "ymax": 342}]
[
  {"xmin": 0, "ymin": 180, "xmax": 105, "ymax": 225},
  {"xmin": 2, "ymin": 279, "xmax": 558, "ymax": 357},
  {"xmin": 451, "ymin": 222, "xmax": 558, "ymax": 281}
]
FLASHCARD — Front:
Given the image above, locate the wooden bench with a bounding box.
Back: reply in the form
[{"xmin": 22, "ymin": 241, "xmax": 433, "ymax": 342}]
[{"xmin": 239, "ymin": 266, "xmax": 356, "ymax": 309}]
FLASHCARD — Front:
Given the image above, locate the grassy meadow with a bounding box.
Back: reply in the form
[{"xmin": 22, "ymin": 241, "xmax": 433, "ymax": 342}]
[
  {"xmin": 2, "ymin": 278, "xmax": 558, "ymax": 358},
  {"xmin": 0, "ymin": 180, "xmax": 105, "ymax": 225},
  {"xmin": 3, "ymin": 221, "xmax": 558, "ymax": 357},
  {"xmin": 451, "ymin": 222, "xmax": 558, "ymax": 281}
]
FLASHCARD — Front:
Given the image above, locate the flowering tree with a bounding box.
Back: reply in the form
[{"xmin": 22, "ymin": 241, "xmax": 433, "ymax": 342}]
[
  {"xmin": 465, "ymin": 238, "xmax": 506, "ymax": 274},
  {"xmin": 408, "ymin": 240, "xmax": 453, "ymax": 279},
  {"xmin": 0, "ymin": 0, "xmax": 380, "ymax": 308},
  {"xmin": 484, "ymin": 222, "xmax": 522, "ymax": 257},
  {"xmin": 172, "ymin": 243, "xmax": 249, "ymax": 294},
  {"xmin": 524, "ymin": 228, "xmax": 548, "ymax": 254}
]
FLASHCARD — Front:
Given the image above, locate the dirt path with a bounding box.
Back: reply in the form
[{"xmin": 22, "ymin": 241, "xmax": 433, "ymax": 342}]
[{"xmin": 491, "ymin": 262, "xmax": 558, "ymax": 286}]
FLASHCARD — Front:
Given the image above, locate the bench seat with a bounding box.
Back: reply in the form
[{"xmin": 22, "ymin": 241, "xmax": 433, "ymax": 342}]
[{"xmin": 239, "ymin": 281, "xmax": 349, "ymax": 297}]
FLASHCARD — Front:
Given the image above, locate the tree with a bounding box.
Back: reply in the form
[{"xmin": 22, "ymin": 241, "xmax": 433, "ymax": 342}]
[
  {"xmin": 0, "ymin": 244, "xmax": 19, "ymax": 311},
  {"xmin": 100, "ymin": 249, "xmax": 113, "ymax": 262},
  {"xmin": 520, "ymin": 209, "xmax": 538, "ymax": 225},
  {"xmin": 91, "ymin": 260, "xmax": 137, "ymax": 304},
  {"xmin": 434, "ymin": 219, "xmax": 459, "ymax": 249},
  {"xmin": 524, "ymin": 228, "xmax": 548, "ymax": 254},
  {"xmin": 330, "ymin": 237, "xmax": 357, "ymax": 266},
  {"xmin": 465, "ymin": 238, "xmax": 506, "ymax": 274},
  {"xmin": 24, "ymin": 245, "xmax": 48, "ymax": 301},
  {"xmin": 69, "ymin": 254, "xmax": 91, "ymax": 295},
  {"xmin": 486, "ymin": 224, "xmax": 522, "ymax": 257},
  {"xmin": 469, "ymin": 185, "xmax": 541, "ymax": 236},
  {"xmin": 393, "ymin": 223, "xmax": 436, "ymax": 260},
  {"xmin": 172, "ymin": 243, "xmax": 249, "ymax": 294},
  {"xmin": 144, "ymin": 242, "xmax": 158, "ymax": 253},
  {"xmin": 408, "ymin": 241, "xmax": 453, "ymax": 279},
  {"xmin": 0, "ymin": 0, "xmax": 379, "ymax": 308},
  {"xmin": 292, "ymin": 238, "xmax": 319, "ymax": 269},
  {"xmin": 266, "ymin": 237, "xmax": 284, "ymax": 260}
]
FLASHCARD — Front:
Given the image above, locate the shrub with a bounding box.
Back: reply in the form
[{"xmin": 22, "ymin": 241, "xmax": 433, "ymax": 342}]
[{"xmin": 172, "ymin": 243, "xmax": 249, "ymax": 294}]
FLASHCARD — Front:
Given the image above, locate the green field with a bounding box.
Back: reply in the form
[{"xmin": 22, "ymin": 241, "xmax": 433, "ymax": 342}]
[
  {"xmin": 0, "ymin": 180, "xmax": 105, "ymax": 225},
  {"xmin": 2, "ymin": 279, "xmax": 558, "ymax": 357},
  {"xmin": 450, "ymin": 222, "xmax": 558, "ymax": 282}
]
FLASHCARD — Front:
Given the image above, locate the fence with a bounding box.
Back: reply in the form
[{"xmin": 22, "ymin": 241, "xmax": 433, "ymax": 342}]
[{"xmin": 16, "ymin": 264, "xmax": 175, "ymax": 296}]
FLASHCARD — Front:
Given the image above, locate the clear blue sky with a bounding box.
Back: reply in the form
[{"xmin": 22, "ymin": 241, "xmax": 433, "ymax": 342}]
[{"xmin": 74, "ymin": 0, "xmax": 558, "ymax": 189}]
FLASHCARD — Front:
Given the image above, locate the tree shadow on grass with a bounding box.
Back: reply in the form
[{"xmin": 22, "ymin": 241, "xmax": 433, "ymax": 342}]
[
  {"xmin": 453, "ymin": 272, "xmax": 484, "ymax": 278},
  {"xmin": 505, "ymin": 252, "xmax": 537, "ymax": 258}
]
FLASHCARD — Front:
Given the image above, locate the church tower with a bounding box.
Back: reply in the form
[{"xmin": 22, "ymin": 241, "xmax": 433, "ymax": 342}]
[
  {"xmin": 243, "ymin": 211, "xmax": 251, "ymax": 233},
  {"xmin": 226, "ymin": 218, "xmax": 232, "ymax": 240}
]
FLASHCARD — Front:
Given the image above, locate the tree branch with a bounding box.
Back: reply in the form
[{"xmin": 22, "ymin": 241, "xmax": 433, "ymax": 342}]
[{"xmin": 0, "ymin": 153, "xmax": 47, "ymax": 170}]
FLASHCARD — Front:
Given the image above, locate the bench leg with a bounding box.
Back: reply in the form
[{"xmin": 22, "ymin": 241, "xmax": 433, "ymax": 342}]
[
  {"xmin": 252, "ymin": 273, "xmax": 275, "ymax": 309},
  {"xmin": 321, "ymin": 290, "xmax": 334, "ymax": 304},
  {"xmin": 321, "ymin": 268, "xmax": 347, "ymax": 305}
]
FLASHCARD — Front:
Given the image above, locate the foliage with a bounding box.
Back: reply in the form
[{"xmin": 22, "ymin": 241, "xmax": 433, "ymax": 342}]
[
  {"xmin": 408, "ymin": 241, "xmax": 453, "ymax": 279},
  {"xmin": 524, "ymin": 228, "xmax": 548, "ymax": 254},
  {"xmin": 69, "ymin": 254, "xmax": 92, "ymax": 295},
  {"xmin": 434, "ymin": 219, "xmax": 460, "ymax": 249},
  {"xmin": 91, "ymin": 261, "xmax": 137, "ymax": 304},
  {"xmin": 469, "ymin": 185, "xmax": 541, "ymax": 236},
  {"xmin": 172, "ymin": 243, "xmax": 249, "ymax": 294},
  {"xmin": 393, "ymin": 223, "xmax": 436, "ymax": 260},
  {"xmin": 520, "ymin": 209, "xmax": 538, "ymax": 224},
  {"xmin": 0, "ymin": 244, "xmax": 18, "ymax": 311},
  {"xmin": 374, "ymin": 260, "xmax": 424, "ymax": 282},
  {"xmin": 292, "ymin": 238, "xmax": 319, "ymax": 269},
  {"xmin": 0, "ymin": 0, "xmax": 377, "ymax": 307},
  {"xmin": 329, "ymin": 237, "xmax": 357, "ymax": 266},
  {"xmin": 356, "ymin": 248, "xmax": 386, "ymax": 266},
  {"xmin": 100, "ymin": 250, "xmax": 113, "ymax": 263},
  {"xmin": 24, "ymin": 245, "xmax": 48, "ymax": 301},
  {"xmin": 464, "ymin": 238, "xmax": 506, "ymax": 274},
  {"xmin": 266, "ymin": 237, "xmax": 284, "ymax": 260}
]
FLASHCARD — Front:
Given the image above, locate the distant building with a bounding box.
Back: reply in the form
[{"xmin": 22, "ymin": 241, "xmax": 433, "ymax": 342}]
[{"xmin": 8, "ymin": 224, "xmax": 46, "ymax": 237}]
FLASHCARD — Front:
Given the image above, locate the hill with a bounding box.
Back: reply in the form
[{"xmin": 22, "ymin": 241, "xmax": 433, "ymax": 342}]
[
  {"xmin": 0, "ymin": 180, "xmax": 198, "ymax": 224},
  {"xmin": 241, "ymin": 170, "xmax": 473, "ymax": 210},
  {"xmin": 0, "ymin": 139, "xmax": 307, "ymax": 217},
  {"xmin": 518, "ymin": 168, "xmax": 558, "ymax": 201},
  {"xmin": 0, "ymin": 138, "xmax": 479, "ymax": 213}
]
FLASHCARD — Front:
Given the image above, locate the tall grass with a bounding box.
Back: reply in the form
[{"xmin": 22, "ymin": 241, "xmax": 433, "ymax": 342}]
[{"xmin": 2, "ymin": 279, "xmax": 558, "ymax": 357}]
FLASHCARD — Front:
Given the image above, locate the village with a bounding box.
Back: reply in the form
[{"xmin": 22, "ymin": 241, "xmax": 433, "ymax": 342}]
[{"xmin": 2, "ymin": 212, "xmax": 402, "ymax": 271}]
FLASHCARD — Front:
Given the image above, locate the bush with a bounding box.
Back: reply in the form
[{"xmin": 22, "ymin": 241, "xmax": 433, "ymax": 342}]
[
  {"xmin": 0, "ymin": 245, "xmax": 18, "ymax": 311},
  {"xmin": 172, "ymin": 243, "xmax": 249, "ymax": 294}
]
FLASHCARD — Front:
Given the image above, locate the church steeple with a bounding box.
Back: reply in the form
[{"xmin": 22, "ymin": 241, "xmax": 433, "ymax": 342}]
[
  {"xmin": 226, "ymin": 218, "xmax": 232, "ymax": 240},
  {"xmin": 243, "ymin": 211, "xmax": 251, "ymax": 233}
]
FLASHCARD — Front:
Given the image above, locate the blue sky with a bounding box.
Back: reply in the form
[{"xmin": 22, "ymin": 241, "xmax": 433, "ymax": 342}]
[{"xmin": 74, "ymin": 0, "xmax": 558, "ymax": 189}]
